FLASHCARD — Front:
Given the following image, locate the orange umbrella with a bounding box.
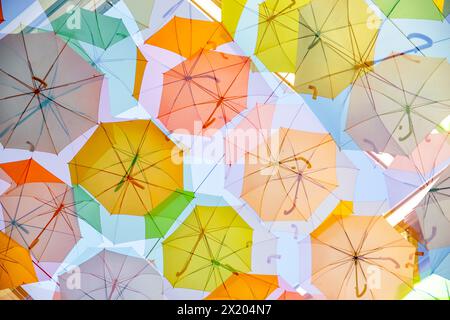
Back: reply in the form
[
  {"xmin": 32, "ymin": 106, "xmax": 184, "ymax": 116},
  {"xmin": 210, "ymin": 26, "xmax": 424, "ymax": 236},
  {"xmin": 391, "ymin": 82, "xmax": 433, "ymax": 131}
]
[
  {"xmin": 206, "ymin": 273, "xmax": 289, "ymax": 300},
  {"xmin": 132, "ymin": 48, "xmax": 148, "ymax": 101},
  {"xmin": 310, "ymin": 208, "xmax": 416, "ymax": 299},
  {"xmin": 158, "ymin": 49, "xmax": 251, "ymax": 136},
  {"xmin": 237, "ymin": 128, "xmax": 338, "ymax": 221},
  {"xmin": 0, "ymin": 159, "xmax": 80, "ymax": 263},
  {"xmin": 0, "ymin": 232, "xmax": 38, "ymax": 290},
  {"xmin": 0, "ymin": 287, "xmax": 32, "ymax": 300},
  {"xmin": 0, "ymin": 158, "xmax": 62, "ymax": 190},
  {"xmin": 145, "ymin": 16, "xmax": 232, "ymax": 59},
  {"xmin": 278, "ymin": 291, "xmax": 308, "ymax": 300}
]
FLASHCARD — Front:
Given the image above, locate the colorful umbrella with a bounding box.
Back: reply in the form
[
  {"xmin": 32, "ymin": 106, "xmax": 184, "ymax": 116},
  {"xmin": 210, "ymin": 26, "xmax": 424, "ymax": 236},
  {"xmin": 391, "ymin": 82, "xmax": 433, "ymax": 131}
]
[
  {"xmin": 232, "ymin": 128, "xmax": 338, "ymax": 221},
  {"xmin": 58, "ymin": 249, "xmax": 164, "ymax": 300},
  {"xmin": 294, "ymin": 0, "xmax": 380, "ymax": 99},
  {"xmin": 310, "ymin": 213, "xmax": 416, "ymax": 299},
  {"xmin": 145, "ymin": 16, "xmax": 232, "ymax": 59},
  {"xmin": 50, "ymin": 8, "xmax": 130, "ymax": 50},
  {"xmin": 253, "ymin": 0, "xmax": 310, "ymax": 73},
  {"xmin": 0, "ymin": 31, "xmax": 104, "ymax": 154},
  {"xmin": 115, "ymin": 0, "xmax": 155, "ymax": 31},
  {"xmin": 224, "ymin": 103, "xmax": 276, "ymax": 165},
  {"xmin": 48, "ymin": 7, "xmax": 147, "ymax": 116},
  {"xmin": 0, "ymin": 286, "xmax": 32, "ymax": 300},
  {"xmin": 144, "ymin": 189, "xmax": 194, "ymax": 238},
  {"xmin": 346, "ymin": 55, "xmax": 450, "ymax": 156},
  {"xmin": 69, "ymin": 120, "xmax": 184, "ymax": 216},
  {"xmin": 0, "ymin": 158, "xmax": 62, "ymax": 189},
  {"xmin": 222, "ymin": 0, "xmax": 247, "ymax": 37},
  {"xmin": 373, "ymin": 0, "xmax": 445, "ymax": 21},
  {"xmin": 0, "ymin": 159, "xmax": 81, "ymax": 263},
  {"xmin": 0, "ymin": 231, "xmax": 37, "ymax": 290},
  {"xmin": 415, "ymin": 165, "xmax": 450, "ymax": 250},
  {"xmin": 158, "ymin": 49, "xmax": 251, "ymax": 135},
  {"xmin": 205, "ymin": 273, "xmax": 300, "ymax": 300},
  {"xmin": 434, "ymin": 0, "xmax": 450, "ymax": 17},
  {"xmin": 222, "ymin": 0, "xmax": 311, "ymax": 72},
  {"xmin": 163, "ymin": 205, "xmax": 253, "ymax": 291},
  {"xmin": 384, "ymin": 133, "xmax": 450, "ymax": 208},
  {"xmin": 73, "ymin": 185, "xmax": 102, "ymax": 234},
  {"xmin": 404, "ymin": 274, "xmax": 450, "ymax": 300}
]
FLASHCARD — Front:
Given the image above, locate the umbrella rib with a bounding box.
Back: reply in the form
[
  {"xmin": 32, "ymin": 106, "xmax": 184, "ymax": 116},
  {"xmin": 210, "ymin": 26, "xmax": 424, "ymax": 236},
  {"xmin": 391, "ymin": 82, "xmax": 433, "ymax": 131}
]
[
  {"xmin": 1, "ymin": 94, "xmax": 37, "ymax": 147},
  {"xmin": 40, "ymin": 92, "xmax": 97, "ymax": 123},
  {"xmin": 0, "ymin": 91, "xmax": 35, "ymax": 102},
  {"xmin": 35, "ymin": 93, "xmax": 58, "ymax": 153},
  {"xmin": 360, "ymin": 257, "xmax": 415, "ymax": 293},
  {"xmin": 0, "ymin": 68, "xmax": 34, "ymax": 91},
  {"xmin": 410, "ymin": 59, "xmax": 449, "ymax": 108},
  {"xmin": 40, "ymin": 39, "xmax": 70, "ymax": 84},
  {"xmin": 40, "ymin": 74, "xmax": 103, "ymax": 93},
  {"xmin": 19, "ymin": 30, "xmax": 38, "ymax": 89},
  {"xmin": 353, "ymin": 215, "xmax": 384, "ymax": 255}
]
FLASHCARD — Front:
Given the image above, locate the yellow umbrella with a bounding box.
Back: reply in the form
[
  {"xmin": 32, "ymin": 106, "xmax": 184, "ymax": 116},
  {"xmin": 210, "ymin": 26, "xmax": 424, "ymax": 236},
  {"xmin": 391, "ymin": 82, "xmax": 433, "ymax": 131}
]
[
  {"xmin": 69, "ymin": 120, "xmax": 184, "ymax": 215},
  {"xmin": 254, "ymin": 0, "xmax": 310, "ymax": 72},
  {"xmin": 222, "ymin": 0, "xmax": 310, "ymax": 72},
  {"xmin": 163, "ymin": 206, "xmax": 253, "ymax": 291},
  {"xmin": 294, "ymin": 0, "xmax": 380, "ymax": 99},
  {"xmin": 0, "ymin": 232, "xmax": 37, "ymax": 290}
]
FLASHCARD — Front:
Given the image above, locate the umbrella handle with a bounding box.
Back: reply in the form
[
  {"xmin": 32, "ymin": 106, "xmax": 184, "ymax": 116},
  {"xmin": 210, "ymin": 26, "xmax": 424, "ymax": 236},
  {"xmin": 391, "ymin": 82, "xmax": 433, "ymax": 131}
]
[
  {"xmin": 355, "ymin": 283, "xmax": 367, "ymax": 298},
  {"xmin": 424, "ymin": 226, "xmax": 437, "ymax": 243},
  {"xmin": 202, "ymin": 117, "xmax": 217, "ymax": 129},
  {"xmin": 28, "ymin": 203, "xmax": 65, "ymax": 249},
  {"xmin": 308, "ymin": 85, "xmax": 318, "ymax": 100},
  {"xmin": 398, "ymin": 113, "xmax": 413, "ymax": 141},
  {"xmin": 294, "ymin": 156, "xmax": 312, "ymax": 169},
  {"xmin": 26, "ymin": 141, "xmax": 35, "ymax": 152},
  {"xmin": 308, "ymin": 37, "xmax": 321, "ymax": 50},
  {"xmin": 176, "ymin": 232, "xmax": 204, "ymax": 277},
  {"xmin": 32, "ymin": 76, "xmax": 48, "ymax": 89},
  {"xmin": 284, "ymin": 174, "xmax": 303, "ymax": 215},
  {"xmin": 282, "ymin": 156, "xmax": 312, "ymax": 169}
]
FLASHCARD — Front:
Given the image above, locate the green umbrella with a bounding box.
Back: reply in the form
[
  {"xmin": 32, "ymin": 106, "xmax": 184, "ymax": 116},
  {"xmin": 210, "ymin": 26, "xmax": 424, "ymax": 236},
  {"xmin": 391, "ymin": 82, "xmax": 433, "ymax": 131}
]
[
  {"xmin": 373, "ymin": 0, "xmax": 445, "ymax": 21},
  {"xmin": 73, "ymin": 185, "xmax": 102, "ymax": 234},
  {"xmin": 145, "ymin": 189, "xmax": 195, "ymax": 239},
  {"xmin": 51, "ymin": 8, "xmax": 130, "ymax": 50}
]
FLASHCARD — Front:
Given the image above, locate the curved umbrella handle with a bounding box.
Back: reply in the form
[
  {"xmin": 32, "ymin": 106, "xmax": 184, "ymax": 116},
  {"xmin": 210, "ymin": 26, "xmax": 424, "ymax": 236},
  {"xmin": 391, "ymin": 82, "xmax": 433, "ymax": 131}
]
[
  {"xmin": 32, "ymin": 76, "xmax": 48, "ymax": 89},
  {"xmin": 398, "ymin": 112, "xmax": 413, "ymax": 141},
  {"xmin": 355, "ymin": 283, "xmax": 367, "ymax": 298}
]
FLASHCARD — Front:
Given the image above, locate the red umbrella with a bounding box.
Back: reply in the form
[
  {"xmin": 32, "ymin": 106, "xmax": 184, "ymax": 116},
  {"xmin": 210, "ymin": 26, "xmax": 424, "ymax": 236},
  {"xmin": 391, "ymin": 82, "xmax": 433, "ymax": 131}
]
[{"xmin": 158, "ymin": 49, "xmax": 250, "ymax": 136}]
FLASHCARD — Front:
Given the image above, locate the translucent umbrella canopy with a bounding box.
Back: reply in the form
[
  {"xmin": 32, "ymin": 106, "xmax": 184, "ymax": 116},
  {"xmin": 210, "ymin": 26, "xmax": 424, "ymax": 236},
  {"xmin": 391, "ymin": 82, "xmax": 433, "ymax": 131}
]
[
  {"xmin": 403, "ymin": 274, "xmax": 450, "ymax": 300},
  {"xmin": 294, "ymin": 0, "xmax": 379, "ymax": 99},
  {"xmin": 163, "ymin": 205, "xmax": 253, "ymax": 292},
  {"xmin": 235, "ymin": 128, "xmax": 338, "ymax": 221},
  {"xmin": 0, "ymin": 31, "xmax": 104, "ymax": 154},
  {"xmin": 373, "ymin": 0, "xmax": 446, "ymax": 21},
  {"xmin": 346, "ymin": 55, "xmax": 450, "ymax": 156},
  {"xmin": 146, "ymin": 16, "xmax": 232, "ymax": 59},
  {"xmin": 69, "ymin": 120, "xmax": 184, "ymax": 216},
  {"xmin": 0, "ymin": 159, "xmax": 81, "ymax": 263},
  {"xmin": 59, "ymin": 249, "xmax": 164, "ymax": 300},
  {"xmin": 310, "ymin": 213, "xmax": 416, "ymax": 299},
  {"xmin": 158, "ymin": 49, "xmax": 251, "ymax": 136},
  {"xmin": 0, "ymin": 231, "xmax": 37, "ymax": 290}
]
